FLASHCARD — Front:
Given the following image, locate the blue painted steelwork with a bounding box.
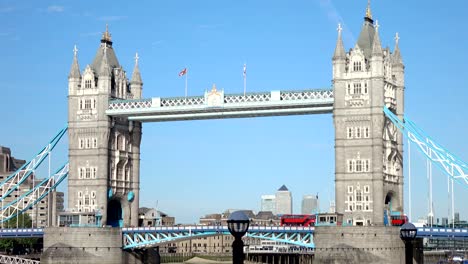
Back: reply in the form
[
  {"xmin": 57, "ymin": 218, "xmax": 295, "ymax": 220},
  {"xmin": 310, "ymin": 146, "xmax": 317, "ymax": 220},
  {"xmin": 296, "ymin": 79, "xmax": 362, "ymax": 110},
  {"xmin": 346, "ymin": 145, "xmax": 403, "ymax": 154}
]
[
  {"xmin": 0, "ymin": 228, "xmax": 44, "ymax": 238},
  {"xmin": 383, "ymin": 107, "xmax": 468, "ymax": 186},
  {"xmin": 106, "ymin": 89, "xmax": 334, "ymax": 122},
  {"xmin": 0, "ymin": 126, "xmax": 68, "ymax": 201},
  {"xmin": 0, "ymin": 163, "xmax": 69, "ymax": 223},
  {"xmin": 122, "ymin": 225, "xmax": 315, "ymax": 250},
  {"xmin": 417, "ymin": 227, "xmax": 468, "ymax": 238}
]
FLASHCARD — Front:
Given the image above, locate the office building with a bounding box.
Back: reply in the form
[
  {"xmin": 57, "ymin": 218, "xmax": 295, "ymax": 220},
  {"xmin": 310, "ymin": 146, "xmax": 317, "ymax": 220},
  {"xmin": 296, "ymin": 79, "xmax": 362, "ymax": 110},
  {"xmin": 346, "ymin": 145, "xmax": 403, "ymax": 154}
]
[
  {"xmin": 260, "ymin": 195, "xmax": 276, "ymax": 214},
  {"xmin": 275, "ymin": 185, "xmax": 292, "ymax": 215},
  {"xmin": 302, "ymin": 195, "xmax": 319, "ymax": 214}
]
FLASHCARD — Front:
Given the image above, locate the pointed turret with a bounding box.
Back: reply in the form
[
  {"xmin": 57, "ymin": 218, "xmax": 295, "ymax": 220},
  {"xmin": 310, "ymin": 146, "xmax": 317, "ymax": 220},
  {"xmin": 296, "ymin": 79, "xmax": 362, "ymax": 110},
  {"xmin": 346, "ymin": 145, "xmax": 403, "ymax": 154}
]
[
  {"xmin": 392, "ymin": 32, "xmax": 403, "ymax": 65},
  {"xmin": 99, "ymin": 45, "xmax": 112, "ymax": 77},
  {"xmin": 131, "ymin": 52, "xmax": 143, "ymax": 99},
  {"xmin": 333, "ymin": 23, "xmax": 346, "ymax": 60},
  {"xmin": 91, "ymin": 25, "xmax": 120, "ymax": 73},
  {"xmin": 69, "ymin": 45, "xmax": 81, "ymax": 79},
  {"xmin": 356, "ymin": 0, "xmax": 375, "ymax": 58},
  {"xmin": 131, "ymin": 52, "xmax": 142, "ymax": 84},
  {"xmin": 371, "ymin": 21, "xmax": 383, "ymax": 56}
]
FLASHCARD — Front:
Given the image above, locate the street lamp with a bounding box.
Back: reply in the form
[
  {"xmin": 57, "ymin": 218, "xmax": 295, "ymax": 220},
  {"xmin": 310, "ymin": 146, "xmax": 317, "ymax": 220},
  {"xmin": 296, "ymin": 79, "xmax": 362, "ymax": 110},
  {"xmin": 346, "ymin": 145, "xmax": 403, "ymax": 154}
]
[
  {"xmin": 227, "ymin": 211, "xmax": 250, "ymax": 264},
  {"xmin": 400, "ymin": 222, "xmax": 417, "ymax": 264}
]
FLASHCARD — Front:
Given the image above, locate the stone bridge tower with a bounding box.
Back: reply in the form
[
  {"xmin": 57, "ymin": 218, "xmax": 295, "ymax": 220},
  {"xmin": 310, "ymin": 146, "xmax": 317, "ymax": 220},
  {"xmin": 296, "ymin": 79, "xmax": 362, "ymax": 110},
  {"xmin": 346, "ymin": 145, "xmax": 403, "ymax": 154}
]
[
  {"xmin": 332, "ymin": 3, "xmax": 405, "ymax": 226},
  {"xmin": 67, "ymin": 26, "xmax": 142, "ymax": 227}
]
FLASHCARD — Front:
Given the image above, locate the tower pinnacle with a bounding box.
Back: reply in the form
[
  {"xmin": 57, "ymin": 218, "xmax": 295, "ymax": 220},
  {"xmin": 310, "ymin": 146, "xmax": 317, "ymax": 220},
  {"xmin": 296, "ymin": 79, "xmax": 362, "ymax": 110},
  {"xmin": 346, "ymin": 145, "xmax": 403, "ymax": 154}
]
[
  {"xmin": 365, "ymin": 0, "xmax": 372, "ymax": 21},
  {"xmin": 131, "ymin": 52, "xmax": 142, "ymax": 84},
  {"xmin": 101, "ymin": 24, "xmax": 113, "ymax": 46},
  {"xmin": 69, "ymin": 44, "xmax": 81, "ymax": 79},
  {"xmin": 333, "ymin": 23, "xmax": 346, "ymax": 60}
]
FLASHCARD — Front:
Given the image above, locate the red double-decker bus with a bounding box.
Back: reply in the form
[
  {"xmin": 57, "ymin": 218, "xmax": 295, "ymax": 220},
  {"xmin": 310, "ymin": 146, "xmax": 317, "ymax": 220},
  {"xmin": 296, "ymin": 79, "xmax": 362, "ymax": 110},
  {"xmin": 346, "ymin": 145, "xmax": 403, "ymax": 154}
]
[
  {"xmin": 390, "ymin": 213, "xmax": 408, "ymax": 226},
  {"xmin": 280, "ymin": 214, "xmax": 316, "ymax": 227}
]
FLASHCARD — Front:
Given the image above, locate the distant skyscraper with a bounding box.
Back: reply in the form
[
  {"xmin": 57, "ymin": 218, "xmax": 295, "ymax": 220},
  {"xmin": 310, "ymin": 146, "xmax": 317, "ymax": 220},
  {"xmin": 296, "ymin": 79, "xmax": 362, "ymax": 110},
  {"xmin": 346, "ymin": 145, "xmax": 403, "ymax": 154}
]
[
  {"xmin": 442, "ymin": 217, "xmax": 449, "ymax": 227},
  {"xmin": 275, "ymin": 185, "xmax": 292, "ymax": 215},
  {"xmin": 455, "ymin": 212, "xmax": 460, "ymax": 223},
  {"xmin": 261, "ymin": 195, "xmax": 276, "ymax": 214},
  {"xmin": 301, "ymin": 195, "xmax": 318, "ymax": 214}
]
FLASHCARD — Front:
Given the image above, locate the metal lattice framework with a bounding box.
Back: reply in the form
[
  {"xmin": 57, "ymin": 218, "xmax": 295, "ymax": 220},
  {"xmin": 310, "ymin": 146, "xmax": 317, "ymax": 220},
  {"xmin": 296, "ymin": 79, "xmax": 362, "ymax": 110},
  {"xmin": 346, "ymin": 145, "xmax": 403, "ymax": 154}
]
[
  {"xmin": 106, "ymin": 89, "xmax": 334, "ymax": 122},
  {"xmin": 0, "ymin": 127, "xmax": 67, "ymax": 201},
  {"xmin": 108, "ymin": 99, "xmax": 152, "ymax": 110},
  {"xmin": 0, "ymin": 254, "xmax": 40, "ymax": 264},
  {"xmin": 383, "ymin": 107, "xmax": 468, "ymax": 186},
  {"xmin": 280, "ymin": 90, "xmax": 333, "ymax": 101},
  {"xmin": 122, "ymin": 226, "xmax": 315, "ymax": 250},
  {"xmin": 224, "ymin": 92, "xmax": 271, "ymax": 104},
  {"xmin": 0, "ymin": 163, "xmax": 69, "ymax": 223}
]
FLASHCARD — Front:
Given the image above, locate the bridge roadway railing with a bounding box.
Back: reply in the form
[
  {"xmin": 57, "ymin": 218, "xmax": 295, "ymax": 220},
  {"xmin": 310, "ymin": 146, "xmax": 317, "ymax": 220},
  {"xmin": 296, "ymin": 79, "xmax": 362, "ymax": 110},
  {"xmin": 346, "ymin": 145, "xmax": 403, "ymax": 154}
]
[
  {"xmin": 0, "ymin": 228, "xmax": 44, "ymax": 238},
  {"xmin": 0, "ymin": 254, "xmax": 40, "ymax": 264},
  {"xmin": 106, "ymin": 89, "xmax": 334, "ymax": 121},
  {"xmin": 122, "ymin": 225, "xmax": 315, "ymax": 250},
  {"xmin": 417, "ymin": 227, "xmax": 468, "ymax": 238}
]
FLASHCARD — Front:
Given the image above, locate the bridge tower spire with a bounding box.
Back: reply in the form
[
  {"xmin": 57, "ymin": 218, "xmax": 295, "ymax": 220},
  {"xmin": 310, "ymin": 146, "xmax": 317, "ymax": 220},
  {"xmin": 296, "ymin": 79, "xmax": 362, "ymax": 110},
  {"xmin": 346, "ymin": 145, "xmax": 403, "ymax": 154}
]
[
  {"xmin": 67, "ymin": 26, "xmax": 141, "ymax": 227},
  {"xmin": 332, "ymin": 3, "xmax": 405, "ymax": 226}
]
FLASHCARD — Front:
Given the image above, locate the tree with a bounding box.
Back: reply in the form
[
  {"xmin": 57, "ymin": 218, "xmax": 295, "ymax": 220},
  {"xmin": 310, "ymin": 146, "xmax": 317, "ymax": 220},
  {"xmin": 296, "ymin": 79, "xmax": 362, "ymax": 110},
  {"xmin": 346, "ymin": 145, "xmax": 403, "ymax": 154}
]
[{"xmin": 0, "ymin": 213, "xmax": 39, "ymax": 253}]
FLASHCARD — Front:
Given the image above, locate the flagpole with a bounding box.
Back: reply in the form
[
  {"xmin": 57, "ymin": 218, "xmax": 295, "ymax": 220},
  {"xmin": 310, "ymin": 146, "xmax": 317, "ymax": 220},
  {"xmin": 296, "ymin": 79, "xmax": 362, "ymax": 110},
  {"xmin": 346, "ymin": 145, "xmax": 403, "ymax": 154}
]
[
  {"xmin": 243, "ymin": 75, "xmax": 246, "ymax": 97},
  {"xmin": 185, "ymin": 67, "xmax": 188, "ymax": 98},
  {"xmin": 243, "ymin": 63, "xmax": 246, "ymax": 97}
]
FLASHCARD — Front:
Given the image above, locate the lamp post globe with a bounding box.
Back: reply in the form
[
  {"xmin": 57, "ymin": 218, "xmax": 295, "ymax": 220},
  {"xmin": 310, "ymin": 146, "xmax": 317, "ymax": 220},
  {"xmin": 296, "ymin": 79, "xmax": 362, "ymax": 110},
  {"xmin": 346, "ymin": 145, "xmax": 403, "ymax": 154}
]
[
  {"xmin": 400, "ymin": 222, "xmax": 417, "ymax": 264},
  {"xmin": 227, "ymin": 211, "xmax": 250, "ymax": 264}
]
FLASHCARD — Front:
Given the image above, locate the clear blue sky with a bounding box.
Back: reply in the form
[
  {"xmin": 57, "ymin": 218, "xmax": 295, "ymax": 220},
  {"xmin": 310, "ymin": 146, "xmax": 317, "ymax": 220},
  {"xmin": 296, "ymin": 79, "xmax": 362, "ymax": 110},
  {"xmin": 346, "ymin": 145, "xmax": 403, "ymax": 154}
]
[{"xmin": 0, "ymin": 0, "xmax": 467, "ymax": 224}]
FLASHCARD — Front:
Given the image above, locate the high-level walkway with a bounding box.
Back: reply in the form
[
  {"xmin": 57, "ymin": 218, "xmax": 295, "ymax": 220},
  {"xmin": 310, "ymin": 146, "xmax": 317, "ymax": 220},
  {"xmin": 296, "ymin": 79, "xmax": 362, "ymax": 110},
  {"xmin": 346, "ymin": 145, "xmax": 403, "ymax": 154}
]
[{"xmin": 106, "ymin": 89, "xmax": 333, "ymax": 121}]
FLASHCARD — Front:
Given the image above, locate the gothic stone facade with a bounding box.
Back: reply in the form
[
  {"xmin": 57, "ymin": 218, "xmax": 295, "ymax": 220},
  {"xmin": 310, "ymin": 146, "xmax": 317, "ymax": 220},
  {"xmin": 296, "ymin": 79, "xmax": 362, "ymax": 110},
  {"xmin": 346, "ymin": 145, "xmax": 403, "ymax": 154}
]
[
  {"xmin": 332, "ymin": 12, "xmax": 404, "ymax": 225},
  {"xmin": 67, "ymin": 29, "xmax": 142, "ymax": 226}
]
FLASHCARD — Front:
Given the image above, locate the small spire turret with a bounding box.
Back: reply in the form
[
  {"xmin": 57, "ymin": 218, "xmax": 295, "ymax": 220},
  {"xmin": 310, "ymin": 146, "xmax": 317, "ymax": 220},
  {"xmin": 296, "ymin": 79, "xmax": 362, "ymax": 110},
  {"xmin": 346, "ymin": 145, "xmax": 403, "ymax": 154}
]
[
  {"xmin": 131, "ymin": 52, "xmax": 143, "ymax": 84},
  {"xmin": 69, "ymin": 45, "xmax": 81, "ymax": 79},
  {"xmin": 371, "ymin": 20, "xmax": 382, "ymax": 56},
  {"xmin": 393, "ymin": 32, "xmax": 403, "ymax": 65},
  {"xmin": 333, "ymin": 23, "xmax": 346, "ymax": 60}
]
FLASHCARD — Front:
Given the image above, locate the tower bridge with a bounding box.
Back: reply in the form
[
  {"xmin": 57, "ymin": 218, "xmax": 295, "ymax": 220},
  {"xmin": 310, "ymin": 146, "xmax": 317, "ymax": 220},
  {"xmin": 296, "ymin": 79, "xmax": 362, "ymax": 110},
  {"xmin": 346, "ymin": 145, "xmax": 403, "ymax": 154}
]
[
  {"xmin": 1, "ymin": 2, "xmax": 467, "ymax": 263},
  {"xmin": 65, "ymin": 1, "xmax": 404, "ymax": 228}
]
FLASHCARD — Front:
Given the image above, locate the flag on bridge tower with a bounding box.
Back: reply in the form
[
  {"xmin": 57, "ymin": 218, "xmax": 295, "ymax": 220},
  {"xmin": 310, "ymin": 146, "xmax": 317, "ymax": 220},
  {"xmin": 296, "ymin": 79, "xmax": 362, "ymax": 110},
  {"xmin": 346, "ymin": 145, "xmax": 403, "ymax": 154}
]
[
  {"xmin": 178, "ymin": 68, "xmax": 187, "ymax": 77},
  {"xmin": 179, "ymin": 67, "xmax": 188, "ymax": 98}
]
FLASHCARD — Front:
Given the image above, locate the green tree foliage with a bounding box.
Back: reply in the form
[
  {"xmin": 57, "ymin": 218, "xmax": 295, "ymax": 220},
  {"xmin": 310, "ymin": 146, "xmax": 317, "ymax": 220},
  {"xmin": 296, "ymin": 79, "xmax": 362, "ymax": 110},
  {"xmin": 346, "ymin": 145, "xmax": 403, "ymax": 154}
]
[{"xmin": 0, "ymin": 213, "xmax": 40, "ymax": 253}]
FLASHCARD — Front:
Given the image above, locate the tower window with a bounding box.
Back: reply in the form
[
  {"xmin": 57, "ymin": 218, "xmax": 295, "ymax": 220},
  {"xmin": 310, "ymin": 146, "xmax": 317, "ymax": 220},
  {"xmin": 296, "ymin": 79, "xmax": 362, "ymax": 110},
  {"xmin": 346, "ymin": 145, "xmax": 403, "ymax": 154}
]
[
  {"xmin": 364, "ymin": 185, "xmax": 370, "ymax": 193},
  {"xmin": 356, "ymin": 160, "xmax": 362, "ymax": 172},
  {"xmin": 356, "ymin": 191, "xmax": 362, "ymax": 202},
  {"xmin": 348, "ymin": 186, "xmax": 353, "ymax": 193},
  {"xmin": 85, "ymin": 99, "xmax": 92, "ymax": 109},
  {"xmin": 347, "ymin": 127, "xmax": 353, "ymax": 139},
  {"xmin": 347, "ymin": 160, "xmax": 354, "ymax": 172},
  {"xmin": 347, "ymin": 84, "xmax": 351, "ymax": 95},
  {"xmin": 85, "ymin": 168, "xmax": 91, "ymax": 179},
  {"xmin": 85, "ymin": 80, "xmax": 92, "ymax": 89},
  {"xmin": 356, "ymin": 127, "xmax": 361, "ymax": 138},
  {"xmin": 353, "ymin": 61, "xmax": 362, "ymax": 72},
  {"xmin": 365, "ymin": 127, "xmax": 370, "ymax": 138},
  {"xmin": 353, "ymin": 83, "xmax": 362, "ymax": 94},
  {"xmin": 364, "ymin": 83, "xmax": 368, "ymax": 94},
  {"xmin": 93, "ymin": 138, "xmax": 97, "ymax": 148},
  {"xmin": 365, "ymin": 160, "xmax": 370, "ymax": 172}
]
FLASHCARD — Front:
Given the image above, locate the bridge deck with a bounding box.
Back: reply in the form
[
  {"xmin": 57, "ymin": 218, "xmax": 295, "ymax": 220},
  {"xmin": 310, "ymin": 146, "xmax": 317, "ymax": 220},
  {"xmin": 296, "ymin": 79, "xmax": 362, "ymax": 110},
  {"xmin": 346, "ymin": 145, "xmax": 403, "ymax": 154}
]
[{"xmin": 106, "ymin": 89, "xmax": 334, "ymax": 122}]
